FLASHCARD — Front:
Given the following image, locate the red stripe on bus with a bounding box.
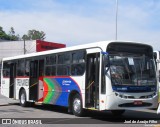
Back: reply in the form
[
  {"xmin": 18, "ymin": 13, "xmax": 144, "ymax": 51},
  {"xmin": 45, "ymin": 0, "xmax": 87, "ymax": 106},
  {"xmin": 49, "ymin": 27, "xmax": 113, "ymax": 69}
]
[
  {"xmin": 16, "ymin": 76, "xmax": 30, "ymax": 78},
  {"xmin": 3, "ymin": 77, "xmax": 10, "ymax": 78}
]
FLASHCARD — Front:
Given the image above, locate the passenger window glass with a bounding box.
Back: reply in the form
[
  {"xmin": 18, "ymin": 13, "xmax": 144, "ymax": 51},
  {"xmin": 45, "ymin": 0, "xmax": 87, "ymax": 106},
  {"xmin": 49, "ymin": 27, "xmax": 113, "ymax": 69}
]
[
  {"xmin": 17, "ymin": 59, "xmax": 25, "ymax": 76},
  {"xmin": 3, "ymin": 62, "xmax": 10, "ymax": 77},
  {"xmin": 45, "ymin": 55, "xmax": 57, "ymax": 76},
  {"xmin": 71, "ymin": 63, "xmax": 85, "ymax": 75},
  {"xmin": 71, "ymin": 50, "xmax": 85, "ymax": 76},
  {"xmin": 57, "ymin": 65, "xmax": 70, "ymax": 75}
]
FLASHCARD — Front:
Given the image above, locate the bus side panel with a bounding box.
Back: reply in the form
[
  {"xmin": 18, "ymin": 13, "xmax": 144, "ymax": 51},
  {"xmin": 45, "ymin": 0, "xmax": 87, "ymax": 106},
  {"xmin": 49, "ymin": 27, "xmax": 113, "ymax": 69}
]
[
  {"xmin": 159, "ymin": 83, "xmax": 160, "ymax": 103},
  {"xmin": 1, "ymin": 78, "xmax": 10, "ymax": 98},
  {"xmin": 38, "ymin": 77, "xmax": 44, "ymax": 102},
  {"xmin": 43, "ymin": 76, "xmax": 81, "ymax": 107},
  {"xmin": 15, "ymin": 78, "xmax": 30, "ymax": 101}
]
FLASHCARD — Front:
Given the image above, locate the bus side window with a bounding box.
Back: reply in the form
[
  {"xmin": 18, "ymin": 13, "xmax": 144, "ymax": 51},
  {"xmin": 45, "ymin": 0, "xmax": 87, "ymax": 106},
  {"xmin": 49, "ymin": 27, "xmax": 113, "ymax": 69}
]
[
  {"xmin": 71, "ymin": 50, "xmax": 85, "ymax": 76},
  {"xmin": 57, "ymin": 65, "xmax": 70, "ymax": 76},
  {"xmin": 3, "ymin": 62, "xmax": 10, "ymax": 77},
  {"xmin": 45, "ymin": 66, "xmax": 51, "ymax": 76},
  {"xmin": 71, "ymin": 64, "xmax": 85, "ymax": 75},
  {"xmin": 17, "ymin": 59, "xmax": 25, "ymax": 76},
  {"xmin": 57, "ymin": 53, "xmax": 71, "ymax": 76},
  {"xmin": 45, "ymin": 55, "xmax": 56, "ymax": 76},
  {"xmin": 3, "ymin": 69, "xmax": 10, "ymax": 77},
  {"xmin": 25, "ymin": 60, "xmax": 30, "ymax": 76},
  {"xmin": 159, "ymin": 70, "xmax": 160, "ymax": 82}
]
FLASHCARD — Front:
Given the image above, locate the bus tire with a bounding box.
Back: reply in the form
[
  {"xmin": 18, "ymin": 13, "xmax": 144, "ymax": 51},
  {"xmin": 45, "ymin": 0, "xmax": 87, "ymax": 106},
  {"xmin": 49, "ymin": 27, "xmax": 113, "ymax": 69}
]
[
  {"xmin": 72, "ymin": 94, "xmax": 84, "ymax": 117},
  {"xmin": 19, "ymin": 89, "xmax": 28, "ymax": 107},
  {"xmin": 111, "ymin": 110, "xmax": 125, "ymax": 116}
]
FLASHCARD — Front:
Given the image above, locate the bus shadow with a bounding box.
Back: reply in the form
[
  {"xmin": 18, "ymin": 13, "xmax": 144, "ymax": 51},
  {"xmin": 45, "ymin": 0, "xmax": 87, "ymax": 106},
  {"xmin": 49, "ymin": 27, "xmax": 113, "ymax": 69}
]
[
  {"xmin": 32, "ymin": 104, "xmax": 69, "ymax": 114},
  {"xmin": 85, "ymin": 109, "xmax": 160, "ymax": 123},
  {"xmin": 26, "ymin": 104, "xmax": 160, "ymax": 123}
]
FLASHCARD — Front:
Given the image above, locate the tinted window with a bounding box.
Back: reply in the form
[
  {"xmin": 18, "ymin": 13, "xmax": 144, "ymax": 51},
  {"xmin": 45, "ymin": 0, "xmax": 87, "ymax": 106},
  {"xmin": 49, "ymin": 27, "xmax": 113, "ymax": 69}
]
[
  {"xmin": 45, "ymin": 66, "xmax": 56, "ymax": 76},
  {"xmin": 17, "ymin": 59, "xmax": 25, "ymax": 76},
  {"xmin": 3, "ymin": 62, "xmax": 10, "ymax": 77},
  {"xmin": 46, "ymin": 55, "xmax": 56, "ymax": 65},
  {"xmin": 71, "ymin": 63, "xmax": 85, "ymax": 75},
  {"xmin": 45, "ymin": 55, "xmax": 57, "ymax": 76},
  {"xmin": 45, "ymin": 50, "xmax": 85, "ymax": 76},
  {"xmin": 57, "ymin": 53, "xmax": 71, "ymax": 76},
  {"xmin": 57, "ymin": 65, "xmax": 70, "ymax": 75},
  {"xmin": 58, "ymin": 53, "xmax": 70, "ymax": 64},
  {"xmin": 25, "ymin": 60, "xmax": 30, "ymax": 76},
  {"xmin": 71, "ymin": 50, "xmax": 85, "ymax": 76},
  {"xmin": 72, "ymin": 51, "xmax": 85, "ymax": 63}
]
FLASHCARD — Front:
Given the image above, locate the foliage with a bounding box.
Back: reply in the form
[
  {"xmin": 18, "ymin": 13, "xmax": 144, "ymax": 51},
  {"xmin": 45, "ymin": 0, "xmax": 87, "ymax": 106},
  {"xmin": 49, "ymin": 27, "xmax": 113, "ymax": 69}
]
[
  {"xmin": 0, "ymin": 26, "xmax": 9, "ymax": 40},
  {"xmin": 22, "ymin": 29, "xmax": 46, "ymax": 41},
  {"xmin": 0, "ymin": 26, "xmax": 46, "ymax": 41},
  {"xmin": 0, "ymin": 26, "xmax": 20, "ymax": 41},
  {"xmin": 8, "ymin": 27, "xmax": 20, "ymax": 41}
]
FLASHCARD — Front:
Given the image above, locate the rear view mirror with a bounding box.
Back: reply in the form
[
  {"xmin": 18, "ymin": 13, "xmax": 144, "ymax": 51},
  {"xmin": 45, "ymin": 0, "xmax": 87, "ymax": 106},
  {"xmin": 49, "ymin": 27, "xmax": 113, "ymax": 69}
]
[
  {"xmin": 102, "ymin": 52, "xmax": 110, "ymax": 73},
  {"xmin": 102, "ymin": 52, "xmax": 109, "ymax": 67}
]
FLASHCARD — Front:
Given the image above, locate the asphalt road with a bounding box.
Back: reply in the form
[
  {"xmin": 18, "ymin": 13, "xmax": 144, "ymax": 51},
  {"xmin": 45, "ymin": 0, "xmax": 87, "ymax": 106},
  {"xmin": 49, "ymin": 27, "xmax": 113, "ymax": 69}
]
[{"xmin": 0, "ymin": 94, "xmax": 159, "ymax": 127}]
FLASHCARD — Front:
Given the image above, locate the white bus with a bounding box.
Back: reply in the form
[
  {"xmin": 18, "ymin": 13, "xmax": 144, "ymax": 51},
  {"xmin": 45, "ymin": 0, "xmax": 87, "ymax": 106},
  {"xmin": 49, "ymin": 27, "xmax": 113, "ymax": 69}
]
[{"xmin": 1, "ymin": 41, "xmax": 159, "ymax": 116}]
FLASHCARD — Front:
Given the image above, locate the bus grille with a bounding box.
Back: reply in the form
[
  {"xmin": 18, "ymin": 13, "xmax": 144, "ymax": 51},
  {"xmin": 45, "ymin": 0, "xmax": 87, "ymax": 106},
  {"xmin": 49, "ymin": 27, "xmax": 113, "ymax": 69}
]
[{"xmin": 118, "ymin": 102, "xmax": 152, "ymax": 107}]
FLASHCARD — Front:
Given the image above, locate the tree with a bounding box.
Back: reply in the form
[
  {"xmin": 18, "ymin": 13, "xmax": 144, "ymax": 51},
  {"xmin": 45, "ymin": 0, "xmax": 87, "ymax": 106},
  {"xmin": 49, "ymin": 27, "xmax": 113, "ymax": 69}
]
[
  {"xmin": 23, "ymin": 29, "xmax": 46, "ymax": 40},
  {"xmin": 0, "ymin": 26, "xmax": 9, "ymax": 40},
  {"xmin": 0, "ymin": 26, "xmax": 46, "ymax": 41},
  {"xmin": 9, "ymin": 27, "xmax": 15, "ymax": 35},
  {"xmin": 8, "ymin": 27, "xmax": 20, "ymax": 41},
  {"xmin": 0, "ymin": 26, "xmax": 20, "ymax": 41},
  {"xmin": 22, "ymin": 34, "xmax": 29, "ymax": 41}
]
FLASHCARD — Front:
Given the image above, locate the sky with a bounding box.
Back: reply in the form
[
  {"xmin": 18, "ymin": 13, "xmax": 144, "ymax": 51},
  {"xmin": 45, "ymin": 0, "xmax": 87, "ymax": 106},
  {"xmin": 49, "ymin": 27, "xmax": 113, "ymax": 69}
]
[{"xmin": 0, "ymin": 0, "xmax": 160, "ymax": 49}]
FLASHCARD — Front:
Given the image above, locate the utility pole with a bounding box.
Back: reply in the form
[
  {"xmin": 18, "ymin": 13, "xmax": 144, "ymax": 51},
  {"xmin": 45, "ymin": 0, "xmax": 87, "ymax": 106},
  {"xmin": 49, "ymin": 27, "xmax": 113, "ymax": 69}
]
[
  {"xmin": 24, "ymin": 39, "xmax": 26, "ymax": 54},
  {"xmin": 23, "ymin": 35, "xmax": 26, "ymax": 54},
  {"xmin": 115, "ymin": 0, "xmax": 118, "ymax": 40}
]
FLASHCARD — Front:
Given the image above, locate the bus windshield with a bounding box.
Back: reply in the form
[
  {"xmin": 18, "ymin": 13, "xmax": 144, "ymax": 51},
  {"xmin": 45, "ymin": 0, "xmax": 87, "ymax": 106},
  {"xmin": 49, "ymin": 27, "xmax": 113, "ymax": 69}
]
[{"xmin": 109, "ymin": 54, "xmax": 156, "ymax": 86}]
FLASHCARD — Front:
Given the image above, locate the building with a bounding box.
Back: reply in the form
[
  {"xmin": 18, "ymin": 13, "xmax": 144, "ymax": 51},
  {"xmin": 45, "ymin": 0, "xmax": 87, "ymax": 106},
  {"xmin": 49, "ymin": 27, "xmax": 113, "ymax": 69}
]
[
  {"xmin": 0, "ymin": 40, "xmax": 66, "ymax": 61},
  {"xmin": 0, "ymin": 40, "xmax": 66, "ymax": 84}
]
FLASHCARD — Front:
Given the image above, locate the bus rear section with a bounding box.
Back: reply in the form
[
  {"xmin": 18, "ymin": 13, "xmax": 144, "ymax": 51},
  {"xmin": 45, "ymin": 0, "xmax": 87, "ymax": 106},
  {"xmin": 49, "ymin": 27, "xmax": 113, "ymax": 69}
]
[
  {"xmin": 0, "ymin": 49, "xmax": 86, "ymax": 116},
  {"xmin": 1, "ymin": 62, "xmax": 16, "ymax": 99},
  {"xmin": 103, "ymin": 42, "xmax": 158, "ymax": 114}
]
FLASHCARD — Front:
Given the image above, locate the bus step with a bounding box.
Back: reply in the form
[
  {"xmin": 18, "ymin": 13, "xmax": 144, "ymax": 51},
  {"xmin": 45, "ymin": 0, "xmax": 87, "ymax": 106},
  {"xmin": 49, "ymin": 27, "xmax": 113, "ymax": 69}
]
[
  {"xmin": 95, "ymin": 105, "xmax": 99, "ymax": 109},
  {"xmin": 87, "ymin": 107, "xmax": 98, "ymax": 110},
  {"xmin": 35, "ymin": 102, "xmax": 43, "ymax": 105}
]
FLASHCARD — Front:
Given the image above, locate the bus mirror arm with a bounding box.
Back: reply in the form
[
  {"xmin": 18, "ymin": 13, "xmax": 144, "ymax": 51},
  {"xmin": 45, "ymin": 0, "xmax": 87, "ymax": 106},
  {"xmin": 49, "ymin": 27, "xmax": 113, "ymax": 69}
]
[
  {"xmin": 103, "ymin": 53, "xmax": 109, "ymax": 66},
  {"xmin": 105, "ymin": 66, "xmax": 110, "ymax": 74},
  {"xmin": 103, "ymin": 54, "xmax": 110, "ymax": 74},
  {"xmin": 156, "ymin": 59, "xmax": 160, "ymax": 63}
]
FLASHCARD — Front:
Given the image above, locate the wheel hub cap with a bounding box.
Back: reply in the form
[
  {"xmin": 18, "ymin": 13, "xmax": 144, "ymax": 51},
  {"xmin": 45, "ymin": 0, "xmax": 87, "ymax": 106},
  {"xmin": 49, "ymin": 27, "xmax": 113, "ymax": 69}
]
[
  {"xmin": 21, "ymin": 93, "xmax": 25, "ymax": 104},
  {"xmin": 73, "ymin": 98, "xmax": 81, "ymax": 113}
]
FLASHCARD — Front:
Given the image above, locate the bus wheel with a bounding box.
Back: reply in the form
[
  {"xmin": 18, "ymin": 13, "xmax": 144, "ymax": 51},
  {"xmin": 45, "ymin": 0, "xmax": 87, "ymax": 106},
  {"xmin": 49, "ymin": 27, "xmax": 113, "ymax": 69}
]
[
  {"xmin": 72, "ymin": 94, "xmax": 84, "ymax": 117},
  {"xmin": 111, "ymin": 110, "xmax": 125, "ymax": 116},
  {"xmin": 20, "ymin": 89, "xmax": 28, "ymax": 107}
]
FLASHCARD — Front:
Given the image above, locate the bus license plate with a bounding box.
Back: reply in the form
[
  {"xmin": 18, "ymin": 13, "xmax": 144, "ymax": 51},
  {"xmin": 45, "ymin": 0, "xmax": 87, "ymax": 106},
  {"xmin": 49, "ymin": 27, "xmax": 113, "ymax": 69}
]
[{"xmin": 134, "ymin": 101, "xmax": 142, "ymax": 105}]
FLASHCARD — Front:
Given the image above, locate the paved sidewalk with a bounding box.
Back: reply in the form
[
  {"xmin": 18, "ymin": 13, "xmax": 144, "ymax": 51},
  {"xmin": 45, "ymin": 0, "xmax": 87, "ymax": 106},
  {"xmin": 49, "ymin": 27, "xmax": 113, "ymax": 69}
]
[
  {"xmin": 0, "ymin": 87, "xmax": 19, "ymax": 106},
  {"xmin": 0, "ymin": 94, "xmax": 19, "ymax": 106}
]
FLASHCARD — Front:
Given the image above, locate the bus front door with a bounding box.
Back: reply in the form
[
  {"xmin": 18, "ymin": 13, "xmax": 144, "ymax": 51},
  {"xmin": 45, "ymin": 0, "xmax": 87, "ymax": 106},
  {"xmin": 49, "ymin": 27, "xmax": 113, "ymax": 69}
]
[{"xmin": 85, "ymin": 53, "xmax": 100, "ymax": 109}]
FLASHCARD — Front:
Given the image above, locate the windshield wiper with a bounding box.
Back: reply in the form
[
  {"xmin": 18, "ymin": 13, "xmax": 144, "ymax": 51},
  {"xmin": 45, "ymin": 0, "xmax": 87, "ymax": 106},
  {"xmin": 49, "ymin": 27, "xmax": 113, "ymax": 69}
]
[
  {"xmin": 122, "ymin": 57, "xmax": 131, "ymax": 80},
  {"xmin": 139, "ymin": 55, "xmax": 145, "ymax": 80}
]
